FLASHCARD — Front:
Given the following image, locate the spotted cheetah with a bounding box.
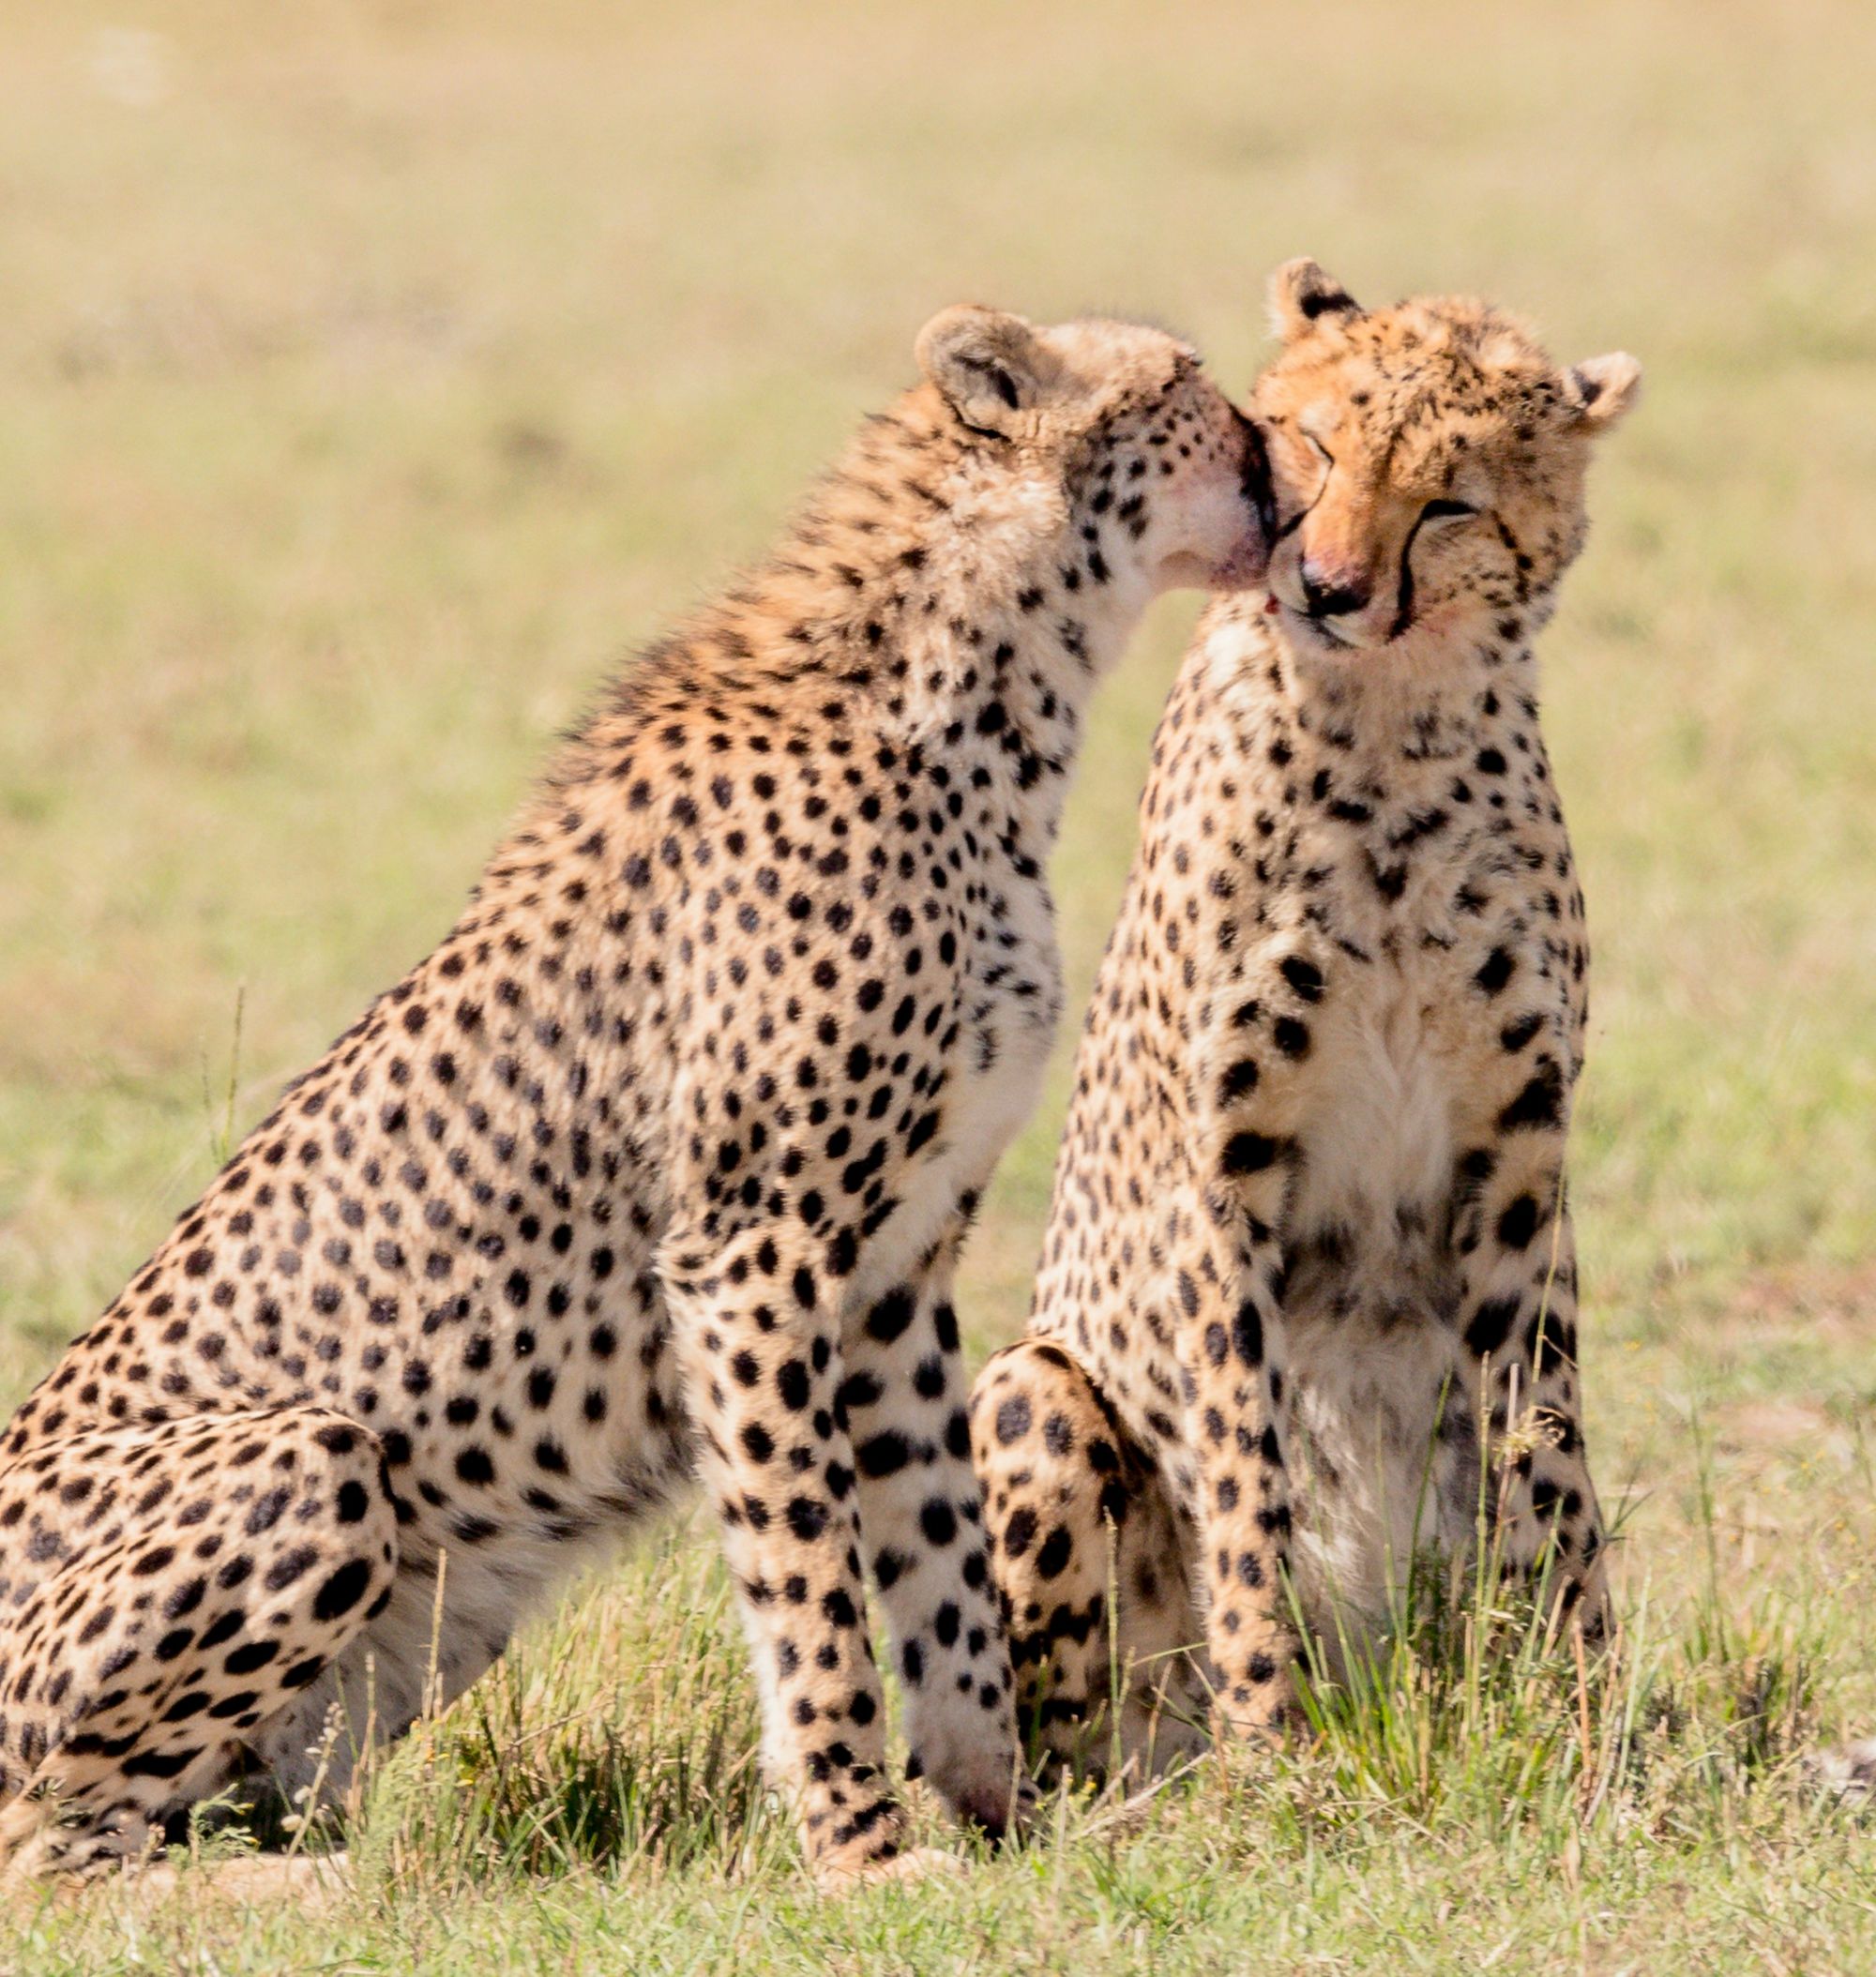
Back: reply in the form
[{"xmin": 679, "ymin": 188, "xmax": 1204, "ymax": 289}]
[
  {"xmin": 0, "ymin": 307, "xmax": 1271, "ymax": 1884},
  {"xmin": 972, "ymin": 261, "xmax": 1641, "ymax": 1773}
]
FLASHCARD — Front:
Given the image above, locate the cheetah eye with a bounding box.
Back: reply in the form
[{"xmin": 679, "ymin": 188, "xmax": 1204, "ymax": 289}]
[{"xmin": 1421, "ymin": 498, "xmax": 1476, "ymax": 521}]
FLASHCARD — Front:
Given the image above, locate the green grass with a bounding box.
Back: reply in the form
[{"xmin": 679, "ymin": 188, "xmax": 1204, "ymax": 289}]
[{"xmin": 3, "ymin": 0, "xmax": 1876, "ymax": 1967}]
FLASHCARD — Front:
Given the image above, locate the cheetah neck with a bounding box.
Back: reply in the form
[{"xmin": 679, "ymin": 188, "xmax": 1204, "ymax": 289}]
[
  {"xmin": 1236, "ymin": 600, "xmax": 1552, "ymax": 793},
  {"xmin": 562, "ymin": 398, "xmax": 1160, "ymax": 849}
]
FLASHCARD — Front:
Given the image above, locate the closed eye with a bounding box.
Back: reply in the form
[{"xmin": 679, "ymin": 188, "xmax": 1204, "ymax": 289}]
[
  {"xmin": 1263, "ymin": 422, "xmax": 1334, "ymax": 541},
  {"xmin": 1421, "ymin": 497, "xmax": 1476, "ymax": 521}
]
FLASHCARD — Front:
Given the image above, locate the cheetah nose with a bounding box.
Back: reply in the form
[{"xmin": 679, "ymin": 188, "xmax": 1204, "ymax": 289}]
[{"xmin": 1298, "ymin": 560, "xmax": 1370, "ymax": 620}]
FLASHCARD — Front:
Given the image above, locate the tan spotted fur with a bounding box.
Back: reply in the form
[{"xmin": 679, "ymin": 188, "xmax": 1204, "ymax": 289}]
[{"xmin": 0, "ymin": 308, "xmax": 1269, "ymax": 1884}]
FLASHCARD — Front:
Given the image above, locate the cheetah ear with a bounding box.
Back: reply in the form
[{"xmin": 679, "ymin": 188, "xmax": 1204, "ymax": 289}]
[
  {"xmin": 1267, "ymin": 258, "xmax": 1362, "ymax": 343},
  {"xmin": 1563, "ymin": 352, "xmax": 1642, "ymax": 431},
  {"xmin": 916, "ymin": 305, "xmax": 1056, "ymax": 437}
]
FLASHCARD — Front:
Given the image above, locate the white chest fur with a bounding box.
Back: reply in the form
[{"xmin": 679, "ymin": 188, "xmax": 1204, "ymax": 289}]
[
  {"xmin": 1290, "ymin": 963, "xmax": 1455, "ymax": 1250},
  {"xmin": 1272, "ymin": 915, "xmax": 1510, "ymax": 1656}
]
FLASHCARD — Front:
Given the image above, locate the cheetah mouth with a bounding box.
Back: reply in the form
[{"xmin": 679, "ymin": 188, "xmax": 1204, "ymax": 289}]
[
  {"xmin": 1273, "ymin": 588, "xmax": 1431, "ymax": 655},
  {"xmin": 1165, "ymin": 527, "xmax": 1268, "ymax": 594},
  {"xmin": 1213, "ymin": 531, "xmax": 1273, "ymax": 590},
  {"xmin": 1273, "ymin": 597, "xmax": 1365, "ymax": 653}
]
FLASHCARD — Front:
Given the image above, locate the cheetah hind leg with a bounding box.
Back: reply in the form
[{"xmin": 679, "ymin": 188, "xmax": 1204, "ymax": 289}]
[
  {"xmin": 0, "ymin": 1408, "xmax": 399, "ymax": 1885},
  {"xmin": 970, "ymin": 1341, "xmax": 1211, "ymax": 1788}
]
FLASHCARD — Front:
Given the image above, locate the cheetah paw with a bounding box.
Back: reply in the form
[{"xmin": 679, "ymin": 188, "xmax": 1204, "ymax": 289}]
[{"xmin": 815, "ymin": 1844, "xmax": 965, "ymax": 1894}]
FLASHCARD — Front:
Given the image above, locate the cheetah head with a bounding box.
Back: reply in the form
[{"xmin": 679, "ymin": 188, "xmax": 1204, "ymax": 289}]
[
  {"xmin": 915, "ymin": 306, "xmax": 1272, "ymax": 596},
  {"xmin": 1250, "ymin": 260, "xmax": 1641, "ymax": 659}
]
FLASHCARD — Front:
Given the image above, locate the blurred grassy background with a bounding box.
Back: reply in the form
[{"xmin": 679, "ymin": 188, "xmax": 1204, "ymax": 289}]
[{"xmin": 3, "ymin": 1, "xmax": 1876, "ymax": 1968}]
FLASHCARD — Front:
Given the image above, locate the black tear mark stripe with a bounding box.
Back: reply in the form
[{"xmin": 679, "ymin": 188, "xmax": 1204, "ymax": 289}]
[
  {"xmin": 1391, "ymin": 508, "xmax": 1428, "ymax": 640},
  {"xmin": 1390, "ymin": 503, "xmax": 1503, "ymax": 641}
]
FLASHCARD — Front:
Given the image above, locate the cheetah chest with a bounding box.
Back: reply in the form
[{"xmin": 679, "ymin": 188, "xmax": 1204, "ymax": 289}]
[
  {"xmin": 1287, "ymin": 972, "xmax": 1455, "ymax": 1276},
  {"xmin": 1273, "ymin": 954, "xmax": 1482, "ymax": 1639}
]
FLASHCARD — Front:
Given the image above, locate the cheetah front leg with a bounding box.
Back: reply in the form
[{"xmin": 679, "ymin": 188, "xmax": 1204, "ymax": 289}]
[
  {"xmin": 1452, "ymin": 1128, "xmax": 1611, "ymax": 1641},
  {"xmin": 662, "ymin": 1230, "xmax": 909, "ymax": 1886},
  {"xmin": 842, "ymin": 1209, "xmax": 1017, "ymax": 1837},
  {"xmin": 971, "ymin": 1336, "xmax": 1209, "ymax": 1784},
  {"xmin": 1176, "ymin": 1169, "xmax": 1303, "ymax": 1740}
]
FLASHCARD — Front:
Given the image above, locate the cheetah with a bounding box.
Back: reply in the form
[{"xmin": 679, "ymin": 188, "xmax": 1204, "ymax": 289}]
[
  {"xmin": 972, "ymin": 261, "xmax": 1642, "ymax": 1774},
  {"xmin": 0, "ymin": 306, "xmax": 1271, "ymax": 1885}
]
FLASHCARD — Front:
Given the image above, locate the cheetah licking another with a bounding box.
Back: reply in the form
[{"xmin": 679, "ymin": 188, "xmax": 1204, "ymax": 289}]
[
  {"xmin": 0, "ymin": 308, "xmax": 1270, "ymax": 1884},
  {"xmin": 974, "ymin": 261, "xmax": 1642, "ymax": 1775}
]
